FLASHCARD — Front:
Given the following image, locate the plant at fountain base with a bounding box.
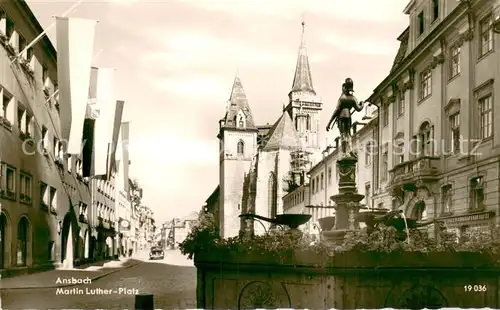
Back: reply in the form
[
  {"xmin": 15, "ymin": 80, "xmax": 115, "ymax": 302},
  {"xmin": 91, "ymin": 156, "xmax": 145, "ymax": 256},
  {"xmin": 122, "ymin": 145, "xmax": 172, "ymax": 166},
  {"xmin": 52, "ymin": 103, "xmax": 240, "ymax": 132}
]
[{"xmin": 180, "ymin": 212, "xmax": 500, "ymax": 263}]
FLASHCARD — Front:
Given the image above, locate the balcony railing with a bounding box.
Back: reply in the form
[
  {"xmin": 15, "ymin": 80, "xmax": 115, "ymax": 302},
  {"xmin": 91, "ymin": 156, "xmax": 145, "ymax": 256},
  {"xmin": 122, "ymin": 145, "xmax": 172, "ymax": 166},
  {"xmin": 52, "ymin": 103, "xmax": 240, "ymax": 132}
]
[{"xmin": 389, "ymin": 156, "xmax": 440, "ymax": 190}]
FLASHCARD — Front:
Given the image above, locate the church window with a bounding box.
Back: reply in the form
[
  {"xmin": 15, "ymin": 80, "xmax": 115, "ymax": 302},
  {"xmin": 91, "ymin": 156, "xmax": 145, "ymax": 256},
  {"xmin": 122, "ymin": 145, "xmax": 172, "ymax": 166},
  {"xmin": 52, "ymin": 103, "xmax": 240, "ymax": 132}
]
[
  {"xmin": 238, "ymin": 116, "xmax": 244, "ymax": 128},
  {"xmin": 268, "ymin": 172, "xmax": 277, "ymax": 218},
  {"xmin": 237, "ymin": 140, "xmax": 244, "ymax": 155}
]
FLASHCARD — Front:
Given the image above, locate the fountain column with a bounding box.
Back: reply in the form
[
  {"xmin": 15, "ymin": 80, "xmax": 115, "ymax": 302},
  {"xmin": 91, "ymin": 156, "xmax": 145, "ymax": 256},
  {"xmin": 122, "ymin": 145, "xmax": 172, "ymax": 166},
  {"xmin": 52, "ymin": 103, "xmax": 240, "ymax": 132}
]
[{"xmin": 323, "ymin": 154, "xmax": 364, "ymax": 243}]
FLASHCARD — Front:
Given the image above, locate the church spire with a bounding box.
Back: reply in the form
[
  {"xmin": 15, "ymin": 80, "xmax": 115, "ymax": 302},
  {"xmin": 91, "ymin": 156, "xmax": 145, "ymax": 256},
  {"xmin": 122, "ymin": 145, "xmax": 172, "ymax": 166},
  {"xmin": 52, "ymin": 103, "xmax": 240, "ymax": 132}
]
[
  {"xmin": 220, "ymin": 75, "xmax": 256, "ymax": 130},
  {"xmin": 290, "ymin": 19, "xmax": 315, "ymax": 96}
]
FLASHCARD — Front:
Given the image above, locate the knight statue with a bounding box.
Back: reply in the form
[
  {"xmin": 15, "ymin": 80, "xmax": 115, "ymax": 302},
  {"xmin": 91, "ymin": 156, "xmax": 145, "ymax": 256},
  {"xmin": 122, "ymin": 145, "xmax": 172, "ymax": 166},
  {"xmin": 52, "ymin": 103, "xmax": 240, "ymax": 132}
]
[{"xmin": 326, "ymin": 78, "xmax": 365, "ymax": 156}]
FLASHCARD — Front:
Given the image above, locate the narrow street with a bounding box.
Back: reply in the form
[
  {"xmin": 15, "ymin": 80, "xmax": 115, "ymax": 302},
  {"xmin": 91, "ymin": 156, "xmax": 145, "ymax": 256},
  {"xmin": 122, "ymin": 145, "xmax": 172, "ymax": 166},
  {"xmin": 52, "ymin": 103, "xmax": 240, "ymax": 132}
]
[{"xmin": 1, "ymin": 251, "xmax": 196, "ymax": 309}]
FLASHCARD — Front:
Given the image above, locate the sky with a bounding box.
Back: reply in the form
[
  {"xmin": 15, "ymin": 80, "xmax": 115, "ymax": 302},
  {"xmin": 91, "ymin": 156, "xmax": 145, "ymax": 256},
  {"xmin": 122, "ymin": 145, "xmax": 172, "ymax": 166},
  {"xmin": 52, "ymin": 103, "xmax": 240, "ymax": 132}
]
[{"xmin": 26, "ymin": 0, "xmax": 408, "ymax": 223}]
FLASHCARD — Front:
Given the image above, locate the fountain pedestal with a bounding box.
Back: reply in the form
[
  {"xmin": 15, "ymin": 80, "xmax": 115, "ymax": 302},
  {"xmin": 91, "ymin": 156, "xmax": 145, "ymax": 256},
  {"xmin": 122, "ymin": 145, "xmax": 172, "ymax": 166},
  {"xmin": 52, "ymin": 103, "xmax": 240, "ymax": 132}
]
[{"xmin": 322, "ymin": 155, "xmax": 364, "ymax": 243}]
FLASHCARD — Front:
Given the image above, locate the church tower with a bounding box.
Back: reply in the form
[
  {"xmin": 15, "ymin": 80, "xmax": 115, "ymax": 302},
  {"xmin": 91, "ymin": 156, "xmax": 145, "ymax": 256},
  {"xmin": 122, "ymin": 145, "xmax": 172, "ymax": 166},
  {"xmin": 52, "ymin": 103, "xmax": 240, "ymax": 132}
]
[
  {"xmin": 217, "ymin": 76, "xmax": 258, "ymax": 239},
  {"xmin": 284, "ymin": 21, "xmax": 323, "ymax": 155}
]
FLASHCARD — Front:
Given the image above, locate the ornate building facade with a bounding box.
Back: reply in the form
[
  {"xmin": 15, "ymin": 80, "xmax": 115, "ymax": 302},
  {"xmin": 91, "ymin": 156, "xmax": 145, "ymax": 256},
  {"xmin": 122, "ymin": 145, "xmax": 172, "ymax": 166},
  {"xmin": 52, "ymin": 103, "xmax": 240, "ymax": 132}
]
[{"xmin": 370, "ymin": 0, "xmax": 500, "ymax": 235}]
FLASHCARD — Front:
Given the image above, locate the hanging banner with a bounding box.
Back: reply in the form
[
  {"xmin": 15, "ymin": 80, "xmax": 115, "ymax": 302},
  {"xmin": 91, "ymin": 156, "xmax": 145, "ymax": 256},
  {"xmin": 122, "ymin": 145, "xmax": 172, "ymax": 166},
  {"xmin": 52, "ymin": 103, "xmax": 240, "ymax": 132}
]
[
  {"xmin": 93, "ymin": 68, "xmax": 116, "ymax": 176},
  {"xmin": 56, "ymin": 17, "xmax": 97, "ymax": 154}
]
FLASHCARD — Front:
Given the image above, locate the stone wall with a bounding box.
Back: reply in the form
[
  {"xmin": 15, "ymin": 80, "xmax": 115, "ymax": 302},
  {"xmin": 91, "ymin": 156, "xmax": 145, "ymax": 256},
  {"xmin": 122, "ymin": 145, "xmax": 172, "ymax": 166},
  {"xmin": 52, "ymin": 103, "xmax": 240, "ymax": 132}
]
[{"xmin": 195, "ymin": 250, "xmax": 500, "ymax": 309}]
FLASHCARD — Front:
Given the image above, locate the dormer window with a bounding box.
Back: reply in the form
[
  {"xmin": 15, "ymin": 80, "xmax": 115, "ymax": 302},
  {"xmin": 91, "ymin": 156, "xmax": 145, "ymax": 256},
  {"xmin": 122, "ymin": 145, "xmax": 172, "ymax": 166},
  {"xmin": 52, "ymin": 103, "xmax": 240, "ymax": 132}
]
[{"xmin": 238, "ymin": 116, "xmax": 244, "ymax": 128}]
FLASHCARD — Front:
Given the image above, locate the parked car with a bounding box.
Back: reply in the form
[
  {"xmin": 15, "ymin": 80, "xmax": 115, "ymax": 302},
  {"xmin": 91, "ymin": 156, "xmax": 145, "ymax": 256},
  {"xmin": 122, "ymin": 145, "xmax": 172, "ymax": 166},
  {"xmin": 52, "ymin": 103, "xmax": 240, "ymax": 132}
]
[{"xmin": 149, "ymin": 247, "xmax": 164, "ymax": 260}]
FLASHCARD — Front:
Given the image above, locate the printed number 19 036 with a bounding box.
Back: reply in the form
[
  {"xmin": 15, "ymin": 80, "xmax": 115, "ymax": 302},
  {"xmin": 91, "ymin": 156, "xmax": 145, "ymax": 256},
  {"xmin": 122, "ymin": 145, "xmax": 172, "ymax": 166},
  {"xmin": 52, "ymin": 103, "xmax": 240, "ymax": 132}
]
[{"xmin": 464, "ymin": 285, "xmax": 487, "ymax": 292}]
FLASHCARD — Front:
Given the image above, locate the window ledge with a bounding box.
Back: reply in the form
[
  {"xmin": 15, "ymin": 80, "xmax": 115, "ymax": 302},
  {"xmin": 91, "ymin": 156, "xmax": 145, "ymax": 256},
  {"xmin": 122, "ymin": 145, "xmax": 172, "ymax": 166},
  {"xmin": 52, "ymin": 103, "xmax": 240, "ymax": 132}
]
[
  {"xmin": 417, "ymin": 94, "xmax": 431, "ymax": 105},
  {"xmin": 467, "ymin": 207, "xmax": 486, "ymax": 213},
  {"xmin": 477, "ymin": 50, "xmax": 494, "ymax": 63},
  {"xmin": 447, "ymin": 73, "xmax": 461, "ymax": 84}
]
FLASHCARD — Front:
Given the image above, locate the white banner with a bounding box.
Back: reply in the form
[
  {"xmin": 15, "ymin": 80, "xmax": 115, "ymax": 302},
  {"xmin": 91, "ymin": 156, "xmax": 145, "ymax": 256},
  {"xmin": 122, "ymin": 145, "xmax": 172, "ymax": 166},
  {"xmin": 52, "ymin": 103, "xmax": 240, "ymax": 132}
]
[
  {"xmin": 56, "ymin": 17, "xmax": 97, "ymax": 154},
  {"xmin": 93, "ymin": 68, "xmax": 116, "ymax": 176}
]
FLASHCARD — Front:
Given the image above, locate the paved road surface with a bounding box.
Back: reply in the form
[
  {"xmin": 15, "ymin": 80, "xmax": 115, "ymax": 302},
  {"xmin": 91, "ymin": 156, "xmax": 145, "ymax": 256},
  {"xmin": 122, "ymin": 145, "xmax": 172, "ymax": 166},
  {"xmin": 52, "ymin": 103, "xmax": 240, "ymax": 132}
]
[{"xmin": 1, "ymin": 250, "xmax": 196, "ymax": 309}]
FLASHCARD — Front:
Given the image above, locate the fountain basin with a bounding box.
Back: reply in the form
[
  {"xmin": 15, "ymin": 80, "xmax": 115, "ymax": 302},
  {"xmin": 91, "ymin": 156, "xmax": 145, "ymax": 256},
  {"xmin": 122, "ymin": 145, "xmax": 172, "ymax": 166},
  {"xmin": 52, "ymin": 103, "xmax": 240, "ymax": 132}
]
[
  {"xmin": 322, "ymin": 229, "xmax": 350, "ymax": 243},
  {"xmin": 318, "ymin": 216, "xmax": 335, "ymax": 231},
  {"xmin": 330, "ymin": 193, "xmax": 365, "ymax": 204},
  {"xmin": 356, "ymin": 210, "xmax": 389, "ymax": 223},
  {"xmin": 274, "ymin": 214, "xmax": 312, "ymax": 229}
]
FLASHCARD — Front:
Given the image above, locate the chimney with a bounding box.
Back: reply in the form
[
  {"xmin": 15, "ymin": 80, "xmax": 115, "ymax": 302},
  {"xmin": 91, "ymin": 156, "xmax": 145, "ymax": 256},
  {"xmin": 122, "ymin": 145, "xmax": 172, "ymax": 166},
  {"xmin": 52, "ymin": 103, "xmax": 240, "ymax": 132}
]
[{"xmin": 121, "ymin": 122, "xmax": 130, "ymax": 193}]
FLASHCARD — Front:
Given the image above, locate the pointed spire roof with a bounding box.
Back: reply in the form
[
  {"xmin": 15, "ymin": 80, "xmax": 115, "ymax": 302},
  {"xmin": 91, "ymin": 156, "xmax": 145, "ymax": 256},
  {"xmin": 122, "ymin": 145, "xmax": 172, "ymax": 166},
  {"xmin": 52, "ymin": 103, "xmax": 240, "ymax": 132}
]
[
  {"xmin": 262, "ymin": 111, "xmax": 302, "ymax": 151},
  {"xmin": 222, "ymin": 76, "xmax": 256, "ymax": 129},
  {"xmin": 290, "ymin": 20, "xmax": 315, "ymax": 95}
]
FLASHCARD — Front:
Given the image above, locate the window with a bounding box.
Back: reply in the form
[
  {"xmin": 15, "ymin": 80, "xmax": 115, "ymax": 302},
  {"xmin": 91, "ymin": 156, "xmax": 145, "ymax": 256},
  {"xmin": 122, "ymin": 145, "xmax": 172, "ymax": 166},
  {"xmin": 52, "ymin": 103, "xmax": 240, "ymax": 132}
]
[
  {"xmin": 49, "ymin": 187, "xmax": 57, "ymax": 211},
  {"xmin": 20, "ymin": 173, "xmax": 32, "ymax": 199},
  {"xmin": 17, "ymin": 105, "xmax": 25, "ymax": 132},
  {"xmin": 312, "ymin": 178, "xmax": 316, "ymax": 193},
  {"xmin": 420, "ymin": 68, "xmax": 432, "ymax": 99},
  {"xmin": 41, "ymin": 126, "xmax": 48, "ymax": 150},
  {"xmin": 449, "ymin": 113, "xmax": 460, "ymax": 153},
  {"xmin": 238, "ymin": 116, "xmax": 244, "ymax": 128},
  {"xmin": 397, "ymin": 90, "xmax": 405, "ymax": 116},
  {"xmin": 418, "ymin": 11, "xmax": 424, "ymax": 35},
  {"xmin": 450, "ymin": 44, "xmax": 460, "ymax": 78},
  {"xmin": 306, "ymin": 115, "xmax": 311, "ymax": 130},
  {"xmin": 478, "ymin": 95, "xmax": 492, "ymax": 139},
  {"xmin": 26, "ymin": 47, "xmax": 33, "ymax": 62},
  {"xmin": 18, "ymin": 33, "xmax": 26, "ymax": 55},
  {"xmin": 237, "ymin": 140, "xmax": 244, "ymax": 155},
  {"xmin": 442, "ymin": 185, "xmax": 452, "ymax": 214},
  {"xmin": 320, "ymin": 172, "xmax": 324, "ymax": 190},
  {"xmin": 395, "ymin": 142, "xmax": 404, "ymax": 164},
  {"xmin": 382, "ymin": 149, "xmax": 388, "ymax": 181},
  {"xmin": 419, "ymin": 122, "xmax": 432, "ymax": 156},
  {"xmin": 16, "ymin": 217, "xmax": 28, "ymax": 266},
  {"xmin": 6, "ymin": 166, "xmax": 14, "ymax": 193},
  {"xmin": 268, "ymin": 172, "xmax": 277, "ymax": 218},
  {"xmin": 432, "ymin": 0, "xmax": 439, "ymax": 21},
  {"xmin": 382, "ymin": 102, "xmax": 389, "ymax": 127},
  {"xmin": 365, "ymin": 142, "xmax": 372, "ymax": 165},
  {"xmin": 40, "ymin": 182, "xmax": 48, "ymax": 207},
  {"xmin": 53, "ymin": 138, "xmax": 59, "ymax": 158},
  {"xmin": 5, "ymin": 15, "xmax": 13, "ymax": 40},
  {"xmin": 25, "ymin": 113, "xmax": 33, "ymax": 136},
  {"xmin": 2, "ymin": 92, "xmax": 12, "ymax": 123},
  {"xmin": 327, "ymin": 166, "xmax": 332, "ymax": 185},
  {"xmin": 470, "ymin": 176, "xmax": 484, "ymax": 210},
  {"xmin": 365, "ymin": 183, "xmax": 371, "ymax": 208},
  {"xmin": 479, "ymin": 15, "xmax": 493, "ymax": 56}
]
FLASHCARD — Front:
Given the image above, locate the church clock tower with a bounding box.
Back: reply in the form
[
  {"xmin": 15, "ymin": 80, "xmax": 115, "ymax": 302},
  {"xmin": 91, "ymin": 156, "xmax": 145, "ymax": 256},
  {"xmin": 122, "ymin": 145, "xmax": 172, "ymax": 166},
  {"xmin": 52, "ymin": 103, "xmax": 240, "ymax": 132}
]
[
  {"xmin": 217, "ymin": 76, "xmax": 258, "ymax": 239},
  {"xmin": 284, "ymin": 21, "xmax": 323, "ymax": 155}
]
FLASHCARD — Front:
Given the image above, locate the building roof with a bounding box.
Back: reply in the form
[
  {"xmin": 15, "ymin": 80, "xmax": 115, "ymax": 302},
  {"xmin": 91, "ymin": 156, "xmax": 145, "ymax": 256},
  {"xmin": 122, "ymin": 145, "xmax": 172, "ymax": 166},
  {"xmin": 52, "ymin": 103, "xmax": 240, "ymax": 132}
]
[
  {"xmin": 261, "ymin": 111, "xmax": 302, "ymax": 152},
  {"xmin": 205, "ymin": 186, "xmax": 219, "ymax": 205},
  {"xmin": 220, "ymin": 76, "xmax": 257, "ymax": 130},
  {"xmin": 18, "ymin": 0, "xmax": 57, "ymax": 63},
  {"xmin": 289, "ymin": 22, "xmax": 315, "ymax": 95}
]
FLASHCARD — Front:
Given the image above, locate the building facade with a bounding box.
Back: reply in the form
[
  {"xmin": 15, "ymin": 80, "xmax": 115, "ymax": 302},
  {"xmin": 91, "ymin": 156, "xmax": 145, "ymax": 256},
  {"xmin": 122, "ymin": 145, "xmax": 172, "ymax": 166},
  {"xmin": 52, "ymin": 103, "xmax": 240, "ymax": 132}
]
[
  {"xmin": 370, "ymin": 0, "xmax": 500, "ymax": 236},
  {"xmin": 0, "ymin": 0, "xmax": 142, "ymax": 276}
]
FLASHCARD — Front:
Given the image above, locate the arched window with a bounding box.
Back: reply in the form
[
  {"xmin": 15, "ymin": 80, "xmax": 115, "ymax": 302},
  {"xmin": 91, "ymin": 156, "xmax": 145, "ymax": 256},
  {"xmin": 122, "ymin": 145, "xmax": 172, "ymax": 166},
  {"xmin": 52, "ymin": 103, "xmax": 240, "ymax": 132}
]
[
  {"xmin": 17, "ymin": 217, "xmax": 29, "ymax": 266},
  {"xmin": 237, "ymin": 140, "xmax": 244, "ymax": 155},
  {"xmin": 238, "ymin": 116, "xmax": 244, "ymax": 128},
  {"xmin": 419, "ymin": 121, "xmax": 432, "ymax": 156},
  {"xmin": 268, "ymin": 172, "xmax": 277, "ymax": 218},
  {"xmin": 306, "ymin": 115, "xmax": 311, "ymax": 130}
]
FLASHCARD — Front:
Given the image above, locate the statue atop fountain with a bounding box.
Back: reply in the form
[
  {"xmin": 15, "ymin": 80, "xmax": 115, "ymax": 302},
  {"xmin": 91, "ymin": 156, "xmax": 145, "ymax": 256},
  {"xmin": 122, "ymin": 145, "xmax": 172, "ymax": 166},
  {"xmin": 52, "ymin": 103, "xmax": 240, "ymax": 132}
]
[
  {"xmin": 323, "ymin": 78, "xmax": 366, "ymax": 243},
  {"xmin": 326, "ymin": 78, "xmax": 365, "ymax": 158}
]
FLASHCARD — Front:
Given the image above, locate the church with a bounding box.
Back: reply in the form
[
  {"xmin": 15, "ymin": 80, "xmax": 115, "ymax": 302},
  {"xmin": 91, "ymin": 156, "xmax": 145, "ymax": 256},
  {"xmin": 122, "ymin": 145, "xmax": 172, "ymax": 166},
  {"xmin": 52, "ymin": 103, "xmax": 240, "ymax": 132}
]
[{"xmin": 205, "ymin": 22, "xmax": 326, "ymax": 238}]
